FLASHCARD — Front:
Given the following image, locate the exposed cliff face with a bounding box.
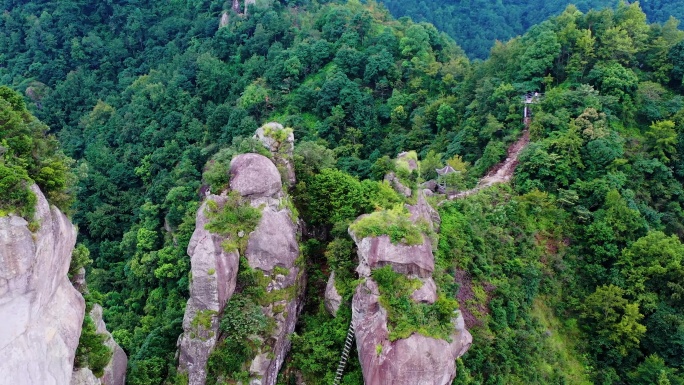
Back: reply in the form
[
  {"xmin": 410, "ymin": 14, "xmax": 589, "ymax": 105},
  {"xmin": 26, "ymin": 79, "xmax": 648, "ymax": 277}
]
[
  {"xmin": 177, "ymin": 193, "xmax": 239, "ymax": 385},
  {"xmin": 352, "ymin": 280, "xmax": 470, "ymax": 385},
  {"xmin": 349, "ymin": 189, "xmax": 471, "ymax": 385},
  {"xmin": 351, "ymin": 231, "xmax": 435, "ymax": 278},
  {"xmin": 178, "ymin": 134, "xmax": 304, "ymax": 385},
  {"xmin": 0, "ymin": 185, "xmax": 83, "ymax": 385},
  {"xmin": 70, "ymin": 305, "xmax": 127, "ymax": 385},
  {"xmin": 0, "ymin": 184, "xmax": 126, "ymax": 385},
  {"xmin": 90, "ymin": 304, "xmax": 128, "ymax": 385},
  {"xmin": 324, "ymin": 272, "xmax": 342, "ymax": 317}
]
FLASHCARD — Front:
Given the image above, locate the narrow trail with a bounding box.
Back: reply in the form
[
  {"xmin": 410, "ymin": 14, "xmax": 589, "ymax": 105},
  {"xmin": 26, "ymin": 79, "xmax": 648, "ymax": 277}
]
[
  {"xmin": 332, "ymin": 102, "xmax": 535, "ymax": 383},
  {"xmin": 447, "ymin": 129, "xmax": 530, "ymax": 200}
]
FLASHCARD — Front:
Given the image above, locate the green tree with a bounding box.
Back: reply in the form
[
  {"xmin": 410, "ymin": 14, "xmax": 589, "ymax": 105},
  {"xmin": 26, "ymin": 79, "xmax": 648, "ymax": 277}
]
[
  {"xmin": 581, "ymin": 284, "xmax": 647, "ymax": 357},
  {"xmin": 629, "ymin": 355, "xmax": 683, "ymax": 385},
  {"xmin": 619, "ymin": 231, "xmax": 684, "ymax": 311},
  {"xmin": 647, "ymin": 120, "xmax": 678, "ymax": 163}
]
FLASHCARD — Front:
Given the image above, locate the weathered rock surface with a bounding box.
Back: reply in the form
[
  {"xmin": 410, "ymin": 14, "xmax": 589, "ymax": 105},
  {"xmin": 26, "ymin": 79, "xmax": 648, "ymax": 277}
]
[
  {"xmin": 179, "ymin": 142, "xmax": 304, "ymax": 385},
  {"xmin": 349, "ymin": 183, "xmax": 471, "ymax": 384},
  {"xmin": 177, "ymin": 193, "xmax": 240, "ymax": 385},
  {"xmin": 90, "ymin": 304, "xmax": 127, "ymax": 385},
  {"xmin": 350, "ymin": 229, "xmax": 434, "ymax": 278},
  {"xmin": 396, "ymin": 152, "xmax": 418, "ymax": 172},
  {"xmin": 71, "ymin": 368, "xmax": 100, "ymax": 385},
  {"xmin": 421, "ymin": 180, "xmax": 438, "ymax": 192},
  {"xmin": 230, "ymin": 153, "xmax": 282, "ymax": 199},
  {"xmin": 410, "ymin": 278, "xmax": 437, "ymax": 304},
  {"xmin": 244, "ymin": 207, "xmax": 304, "ymax": 385},
  {"xmin": 245, "ymin": 207, "xmax": 298, "ymax": 274},
  {"xmin": 249, "ymin": 288, "xmax": 303, "ymax": 385},
  {"xmin": 352, "ymin": 280, "xmax": 471, "ymax": 385},
  {"xmin": 254, "ymin": 122, "xmax": 296, "ymax": 187},
  {"xmin": 219, "ymin": 11, "xmax": 229, "ymax": 28},
  {"xmin": 384, "ymin": 172, "xmax": 412, "ymax": 197},
  {"xmin": 0, "ymin": 185, "xmax": 84, "ymax": 385},
  {"xmin": 324, "ymin": 272, "xmax": 342, "ymax": 317},
  {"xmin": 72, "ymin": 267, "xmax": 87, "ymax": 293},
  {"xmin": 406, "ymin": 190, "xmax": 441, "ymax": 232}
]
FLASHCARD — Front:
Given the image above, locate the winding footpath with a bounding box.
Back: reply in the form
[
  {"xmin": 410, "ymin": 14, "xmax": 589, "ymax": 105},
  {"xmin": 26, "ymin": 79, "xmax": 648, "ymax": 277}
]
[
  {"xmin": 447, "ymin": 129, "xmax": 530, "ymax": 200},
  {"xmin": 331, "ymin": 125, "xmax": 532, "ymax": 383}
]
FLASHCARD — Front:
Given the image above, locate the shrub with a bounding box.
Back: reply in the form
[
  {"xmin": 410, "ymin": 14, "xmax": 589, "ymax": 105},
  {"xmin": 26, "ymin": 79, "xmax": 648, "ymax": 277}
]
[
  {"xmin": 0, "ymin": 163, "xmax": 36, "ymax": 218},
  {"xmin": 371, "ymin": 266, "xmax": 458, "ymax": 341},
  {"xmin": 204, "ymin": 191, "xmax": 262, "ymax": 254},
  {"xmin": 349, "ymin": 206, "xmax": 426, "ymax": 245},
  {"xmin": 68, "ymin": 243, "xmax": 93, "ymax": 280},
  {"xmin": 74, "ymin": 315, "xmax": 113, "ymax": 378},
  {"xmin": 0, "ymin": 86, "xmax": 73, "ymax": 216},
  {"xmin": 206, "ymin": 293, "xmax": 274, "ymax": 384}
]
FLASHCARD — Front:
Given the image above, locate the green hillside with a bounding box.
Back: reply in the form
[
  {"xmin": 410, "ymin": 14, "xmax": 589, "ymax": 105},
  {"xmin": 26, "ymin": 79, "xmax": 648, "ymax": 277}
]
[
  {"xmin": 378, "ymin": 0, "xmax": 684, "ymax": 58},
  {"xmin": 1, "ymin": 0, "xmax": 684, "ymax": 384}
]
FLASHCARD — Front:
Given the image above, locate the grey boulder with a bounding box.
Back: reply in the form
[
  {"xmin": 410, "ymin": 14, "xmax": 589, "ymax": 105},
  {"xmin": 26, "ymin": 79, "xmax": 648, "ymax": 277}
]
[
  {"xmin": 90, "ymin": 304, "xmax": 127, "ymax": 385},
  {"xmin": 350, "ymin": 229, "xmax": 434, "ymax": 278},
  {"xmin": 245, "ymin": 207, "xmax": 298, "ymax": 273},
  {"xmin": 324, "ymin": 272, "xmax": 342, "ymax": 317},
  {"xmin": 352, "ymin": 280, "xmax": 472, "ymax": 385},
  {"xmin": 230, "ymin": 153, "xmax": 282, "ymax": 198}
]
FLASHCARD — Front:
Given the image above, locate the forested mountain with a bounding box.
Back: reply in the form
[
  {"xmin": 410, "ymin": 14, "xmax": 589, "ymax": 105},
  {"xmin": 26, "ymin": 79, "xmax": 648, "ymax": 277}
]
[
  {"xmin": 2, "ymin": 0, "xmax": 684, "ymax": 384},
  {"xmin": 378, "ymin": 0, "xmax": 684, "ymax": 58}
]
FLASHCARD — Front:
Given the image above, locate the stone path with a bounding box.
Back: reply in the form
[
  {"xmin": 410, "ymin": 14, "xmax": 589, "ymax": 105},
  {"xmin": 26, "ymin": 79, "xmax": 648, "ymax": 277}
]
[{"xmin": 447, "ymin": 129, "xmax": 529, "ymax": 200}]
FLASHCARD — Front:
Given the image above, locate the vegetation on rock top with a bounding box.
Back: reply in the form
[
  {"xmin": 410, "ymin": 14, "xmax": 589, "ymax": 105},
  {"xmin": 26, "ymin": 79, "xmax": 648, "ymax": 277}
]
[{"xmin": 2, "ymin": 0, "xmax": 684, "ymax": 383}]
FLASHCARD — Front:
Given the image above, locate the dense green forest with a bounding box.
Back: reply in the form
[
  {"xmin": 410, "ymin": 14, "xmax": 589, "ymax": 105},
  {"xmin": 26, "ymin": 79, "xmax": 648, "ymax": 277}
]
[
  {"xmin": 2, "ymin": 0, "xmax": 684, "ymax": 384},
  {"xmin": 377, "ymin": 0, "xmax": 684, "ymax": 58}
]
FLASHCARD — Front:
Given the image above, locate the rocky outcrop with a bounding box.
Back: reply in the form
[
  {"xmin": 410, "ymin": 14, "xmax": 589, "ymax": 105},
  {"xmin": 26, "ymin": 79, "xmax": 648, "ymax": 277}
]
[
  {"xmin": 245, "ymin": 207, "xmax": 298, "ymax": 273},
  {"xmin": 90, "ymin": 305, "xmax": 127, "ymax": 385},
  {"xmin": 179, "ymin": 140, "xmax": 304, "ymax": 385},
  {"xmin": 406, "ymin": 190, "xmax": 441, "ymax": 232},
  {"xmin": 410, "ymin": 278, "xmax": 437, "ymax": 304},
  {"xmin": 177, "ymin": 193, "xmax": 240, "ymax": 385},
  {"xmin": 254, "ymin": 122, "xmax": 296, "ymax": 187},
  {"xmin": 396, "ymin": 151, "xmax": 418, "ymax": 172},
  {"xmin": 230, "ymin": 153, "xmax": 283, "ymax": 199},
  {"xmin": 350, "ymin": 230, "xmax": 434, "ymax": 279},
  {"xmin": 324, "ymin": 272, "xmax": 342, "ymax": 317},
  {"xmin": 71, "ymin": 369, "xmax": 100, "ymax": 385},
  {"xmin": 239, "ymin": 159, "xmax": 304, "ymax": 385},
  {"xmin": 219, "ymin": 12, "xmax": 229, "ymax": 28},
  {"xmin": 421, "ymin": 179, "xmax": 438, "ymax": 192},
  {"xmin": 0, "ymin": 185, "xmax": 84, "ymax": 385},
  {"xmin": 384, "ymin": 172, "xmax": 412, "ymax": 197},
  {"xmin": 352, "ymin": 280, "xmax": 471, "ymax": 385},
  {"xmin": 349, "ymin": 190, "xmax": 471, "ymax": 385}
]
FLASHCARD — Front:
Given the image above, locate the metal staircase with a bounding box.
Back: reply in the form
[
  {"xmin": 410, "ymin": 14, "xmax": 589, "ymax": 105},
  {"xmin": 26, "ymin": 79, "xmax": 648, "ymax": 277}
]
[{"xmin": 332, "ymin": 322, "xmax": 355, "ymax": 385}]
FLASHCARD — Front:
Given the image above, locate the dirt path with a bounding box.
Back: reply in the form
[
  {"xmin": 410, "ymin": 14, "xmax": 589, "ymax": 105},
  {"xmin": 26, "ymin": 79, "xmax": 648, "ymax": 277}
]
[{"xmin": 447, "ymin": 130, "xmax": 530, "ymax": 200}]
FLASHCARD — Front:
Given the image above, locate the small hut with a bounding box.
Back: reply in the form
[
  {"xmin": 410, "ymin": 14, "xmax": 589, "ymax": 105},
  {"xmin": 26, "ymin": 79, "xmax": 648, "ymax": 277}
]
[{"xmin": 436, "ymin": 165, "xmax": 459, "ymax": 191}]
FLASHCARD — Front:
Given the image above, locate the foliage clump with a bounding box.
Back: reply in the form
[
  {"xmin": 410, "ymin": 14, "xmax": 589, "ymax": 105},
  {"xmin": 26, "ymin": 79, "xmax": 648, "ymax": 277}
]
[
  {"xmin": 206, "ymin": 293, "xmax": 274, "ymax": 385},
  {"xmin": 372, "ymin": 265, "xmax": 458, "ymax": 341},
  {"xmin": 349, "ymin": 206, "xmax": 426, "ymax": 245},
  {"xmin": 0, "ymin": 86, "xmax": 73, "ymax": 217},
  {"xmin": 74, "ymin": 315, "xmax": 113, "ymax": 378},
  {"xmin": 204, "ymin": 191, "xmax": 262, "ymax": 254},
  {"xmin": 68, "ymin": 243, "xmax": 93, "ymax": 280}
]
